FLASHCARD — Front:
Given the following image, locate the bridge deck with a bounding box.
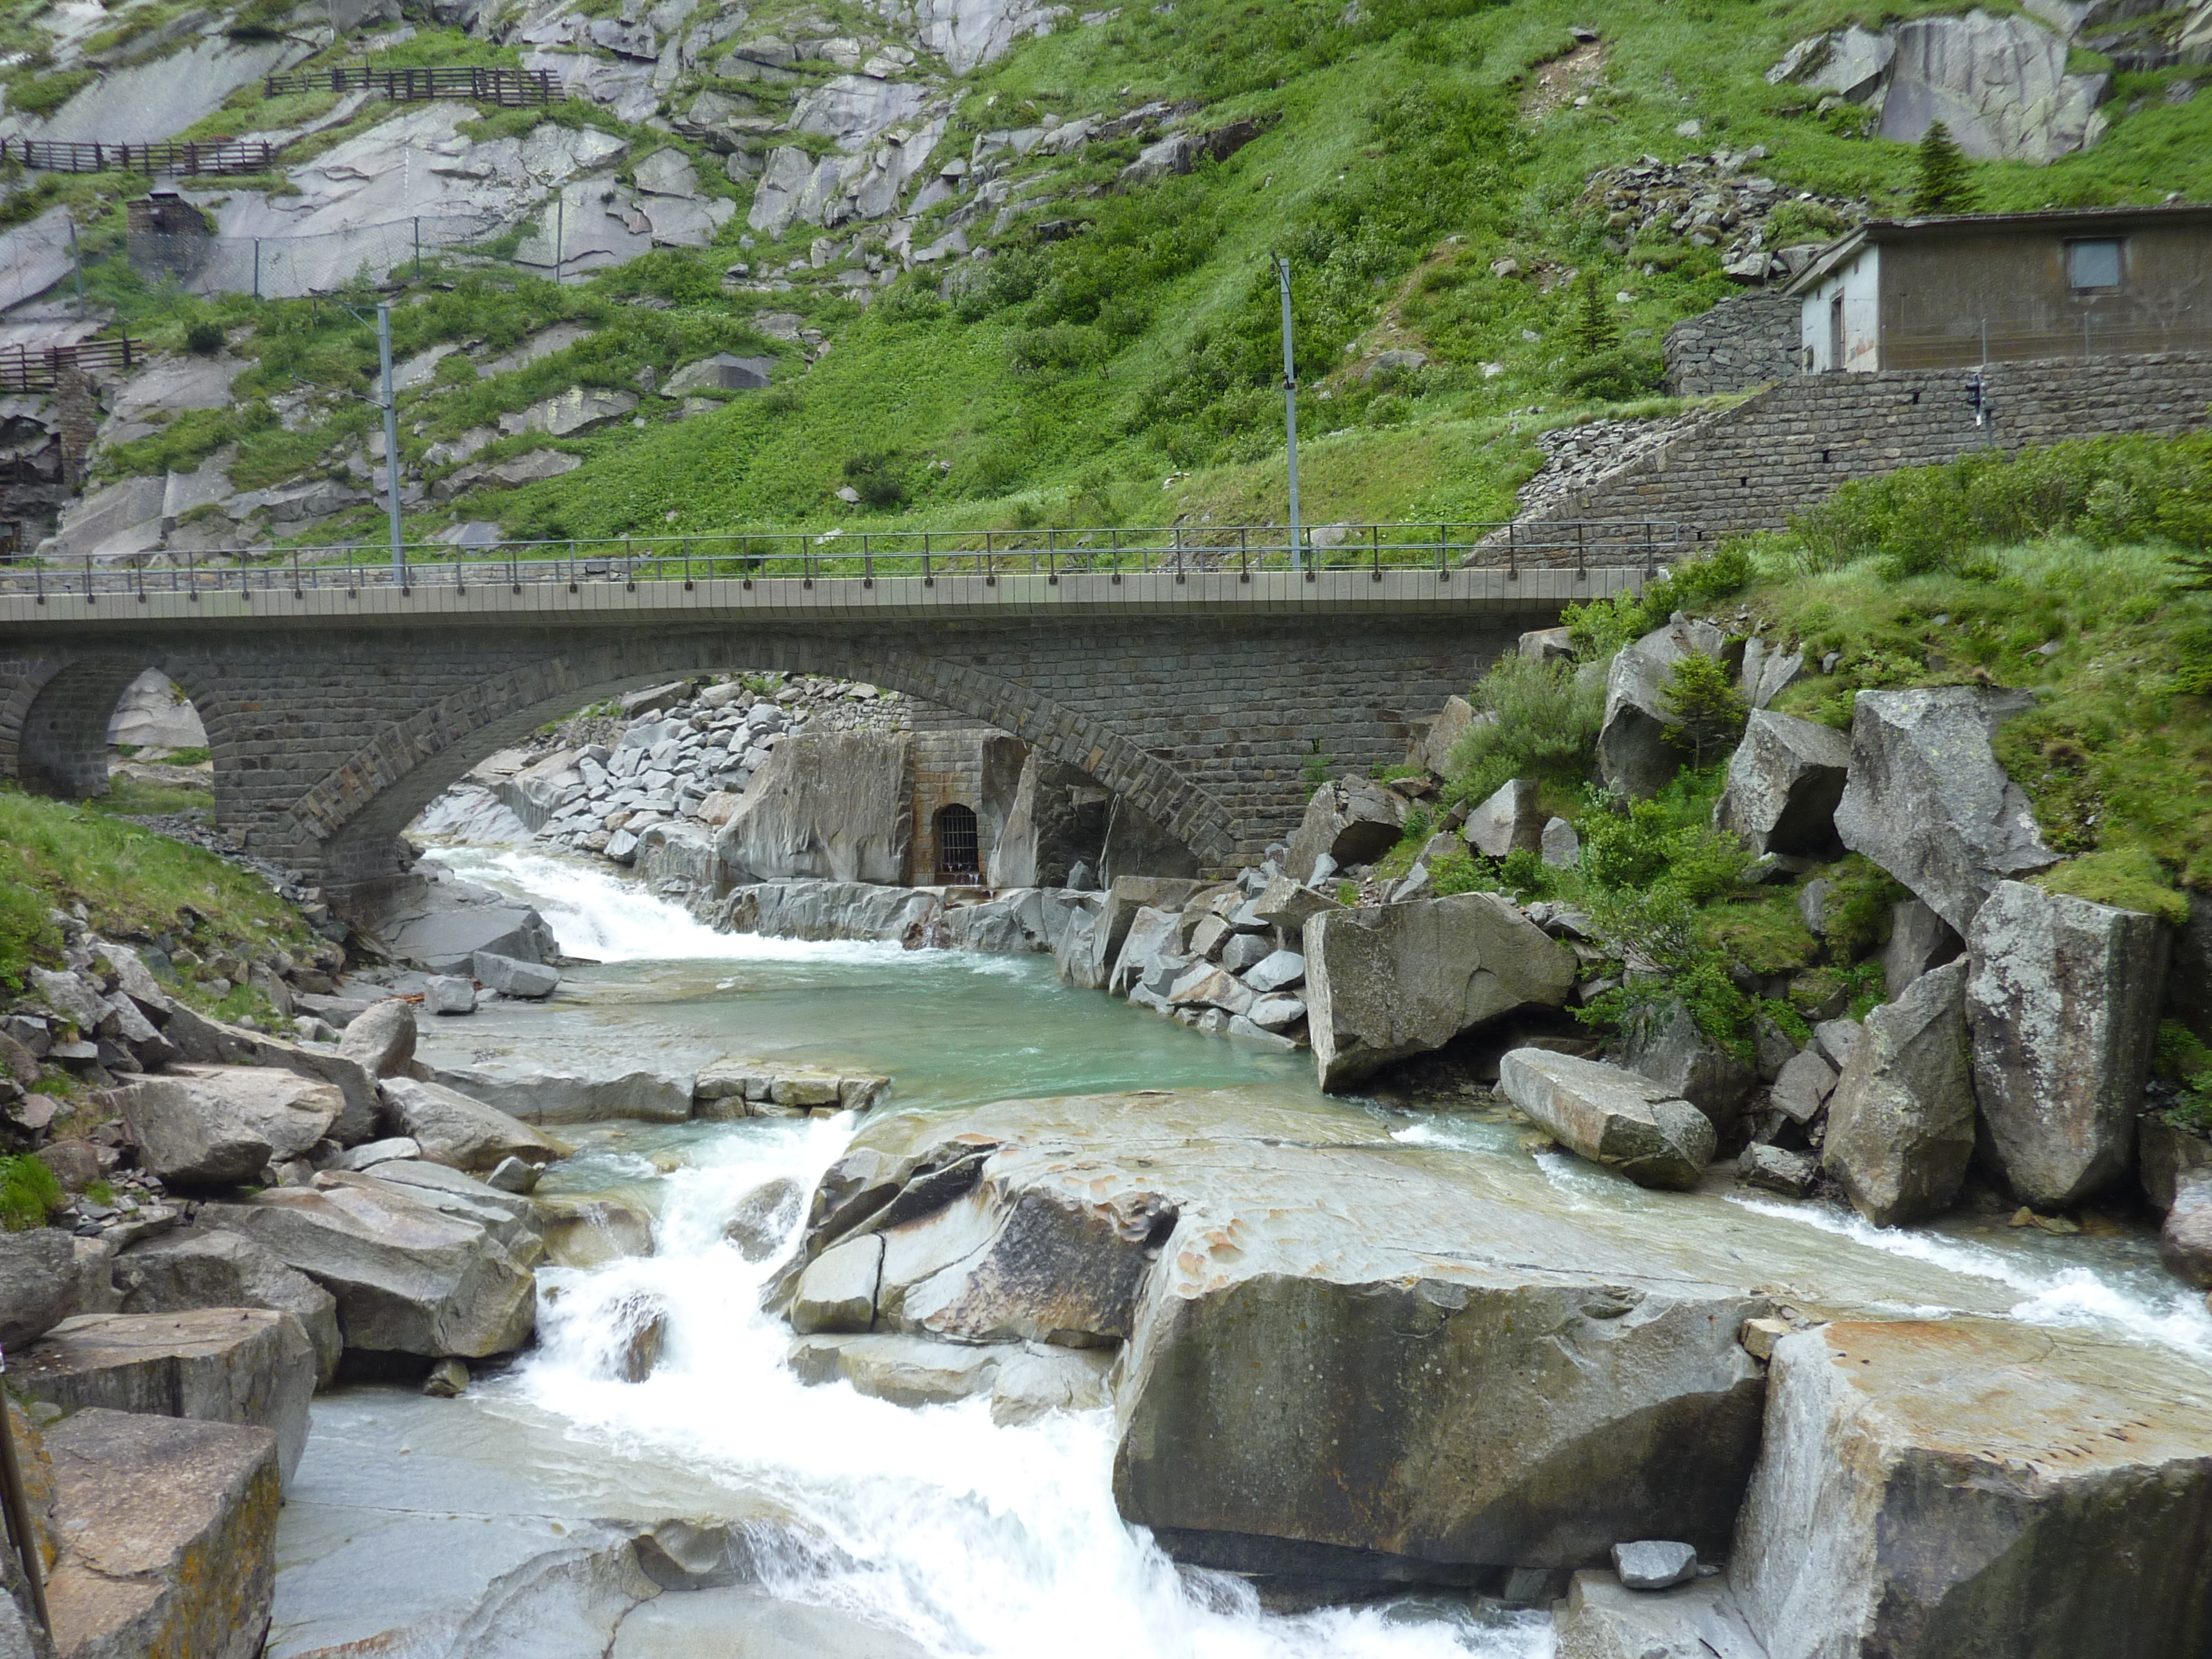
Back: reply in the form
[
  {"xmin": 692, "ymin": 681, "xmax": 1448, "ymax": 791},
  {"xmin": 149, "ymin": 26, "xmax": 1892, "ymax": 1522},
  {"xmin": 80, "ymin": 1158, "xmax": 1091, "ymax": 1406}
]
[{"xmin": 0, "ymin": 565, "xmax": 1637, "ymax": 632}]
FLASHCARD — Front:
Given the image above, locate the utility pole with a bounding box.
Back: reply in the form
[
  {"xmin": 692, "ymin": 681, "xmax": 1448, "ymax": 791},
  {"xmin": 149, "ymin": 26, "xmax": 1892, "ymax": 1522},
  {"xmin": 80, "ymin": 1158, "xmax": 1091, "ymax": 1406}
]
[
  {"xmin": 1275, "ymin": 253, "xmax": 1301, "ymax": 571},
  {"xmin": 377, "ymin": 302, "xmax": 403, "ymax": 577}
]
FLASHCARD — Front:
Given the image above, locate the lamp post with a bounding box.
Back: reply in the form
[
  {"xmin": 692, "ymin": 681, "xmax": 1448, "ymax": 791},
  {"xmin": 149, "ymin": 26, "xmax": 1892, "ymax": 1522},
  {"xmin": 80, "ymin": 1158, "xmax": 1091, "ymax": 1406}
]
[{"xmin": 1275, "ymin": 253, "xmax": 1301, "ymax": 571}]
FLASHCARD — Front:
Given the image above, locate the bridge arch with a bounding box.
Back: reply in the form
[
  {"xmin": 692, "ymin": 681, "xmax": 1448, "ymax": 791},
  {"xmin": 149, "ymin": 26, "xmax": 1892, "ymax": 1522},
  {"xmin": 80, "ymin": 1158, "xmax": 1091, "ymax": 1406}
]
[
  {"xmin": 292, "ymin": 631, "xmax": 1236, "ymax": 890},
  {"xmin": 1, "ymin": 649, "xmax": 221, "ymax": 801}
]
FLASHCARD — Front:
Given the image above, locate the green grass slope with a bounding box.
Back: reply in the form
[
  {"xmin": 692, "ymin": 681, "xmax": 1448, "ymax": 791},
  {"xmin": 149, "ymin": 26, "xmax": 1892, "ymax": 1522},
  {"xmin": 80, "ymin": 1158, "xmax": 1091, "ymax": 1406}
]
[{"xmin": 31, "ymin": 0, "xmax": 2212, "ymax": 551}]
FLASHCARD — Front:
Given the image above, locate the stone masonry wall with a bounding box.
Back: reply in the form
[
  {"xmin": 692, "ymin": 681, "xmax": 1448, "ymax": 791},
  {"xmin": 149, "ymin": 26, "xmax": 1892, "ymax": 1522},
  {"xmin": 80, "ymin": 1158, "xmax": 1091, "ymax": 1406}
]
[
  {"xmin": 1538, "ymin": 352, "xmax": 2212, "ymax": 540},
  {"xmin": 0, "ymin": 612, "xmax": 1533, "ymax": 891},
  {"xmin": 1663, "ymin": 292, "xmax": 1802, "ymax": 397}
]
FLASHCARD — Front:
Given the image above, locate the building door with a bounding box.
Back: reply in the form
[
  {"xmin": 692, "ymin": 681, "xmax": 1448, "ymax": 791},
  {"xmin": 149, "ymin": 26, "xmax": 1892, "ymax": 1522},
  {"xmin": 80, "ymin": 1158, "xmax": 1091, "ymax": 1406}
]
[
  {"xmin": 934, "ymin": 803, "xmax": 981, "ymax": 885},
  {"xmin": 1828, "ymin": 292, "xmax": 1846, "ymax": 371}
]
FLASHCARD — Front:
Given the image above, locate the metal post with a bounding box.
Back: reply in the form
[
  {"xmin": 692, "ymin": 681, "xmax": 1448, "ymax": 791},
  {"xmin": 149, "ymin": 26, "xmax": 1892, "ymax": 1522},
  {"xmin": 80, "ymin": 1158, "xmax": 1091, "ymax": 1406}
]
[
  {"xmin": 1275, "ymin": 253, "xmax": 1302, "ymax": 571},
  {"xmin": 0, "ymin": 1352, "xmax": 51, "ymax": 1637},
  {"xmin": 377, "ymin": 302, "xmax": 403, "ymax": 577},
  {"xmin": 553, "ymin": 190, "xmax": 564, "ymax": 285},
  {"xmin": 252, "ymin": 238, "xmax": 261, "ymax": 301},
  {"xmin": 413, "ymin": 216, "xmax": 421, "ymax": 282},
  {"xmin": 67, "ymin": 217, "xmax": 84, "ymax": 318}
]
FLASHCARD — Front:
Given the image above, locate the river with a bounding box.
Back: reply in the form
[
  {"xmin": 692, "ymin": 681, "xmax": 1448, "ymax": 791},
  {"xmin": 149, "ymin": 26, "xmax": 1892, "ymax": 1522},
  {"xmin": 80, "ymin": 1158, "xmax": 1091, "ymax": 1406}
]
[{"xmin": 267, "ymin": 846, "xmax": 2212, "ymax": 1659}]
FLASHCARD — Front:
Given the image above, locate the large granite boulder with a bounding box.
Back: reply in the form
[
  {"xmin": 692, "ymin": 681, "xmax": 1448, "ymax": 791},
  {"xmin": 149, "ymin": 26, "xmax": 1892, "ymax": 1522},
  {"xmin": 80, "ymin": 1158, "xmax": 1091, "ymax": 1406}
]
[
  {"xmin": 335, "ymin": 998, "xmax": 417, "ymax": 1080},
  {"xmin": 2161, "ymin": 1169, "xmax": 2212, "ymax": 1288},
  {"xmin": 1966, "ymin": 881, "xmax": 2169, "ymax": 1209},
  {"xmin": 1413, "ymin": 694, "xmax": 1479, "ymax": 776},
  {"xmin": 44, "ymin": 1409, "xmax": 279, "ymax": 1659},
  {"xmin": 1248, "ymin": 872, "xmax": 1344, "ymax": 934},
  {"xmin": 1618, "ymin": 1002, "xmax": 1761, "ymax": 1138},
  {"xmin": 13, "ymin": 1309, "xmax": 315, "ymax": 1486},
  {"xmin": 114, "ymin": 1227, "xmax": 343, "ymax": 1386},
  {"xmin": 1822, "ymin": 962, "xmax": 1977, "ymax": 1227},
  {"xmin": 1062, "ymin": 876, "xmax": 1208, "ymax": 991},
  {"xmin": 1462, "ymin": 777, "xmax": 1546, "ymax": 859},
  {"xmin": 1731, "ymin": 1319, "xmax": 2212, "ymax": 1658},
  {"xmin": 425, "ymin": 1061, "xmax": 695, "ymax": 1125},
  {"xmin": 112, "ymin": 1065, "xmax": 341, "ymax": 1186},
  {"xmin": 1284, "ymin": 779, "xmax": 1409, "ymax": 883},
  {"xmin": 716, "ymin": 729, "xmax": 913, "ymax": 885},
  {"xmin": 1833, "ymin": 688, "xmax": 2058, "ymax": 934},
  {"xmin": 1880, "ymin": 897, "xmax": 1962, "ymax": 999},
  {"xmin": 1596, "ymin": 617, "xmax": 1726, "ymax": 799},
  {"xmin": 158, "ymin": 1013, "xmax": 380, "ymax": 1144},
  {"xmin": 1500, "ymin": 1050, "xmax": 1717, "ymax": 1190},
  {"xmin": 1712, "ymin": 709, "xmax": 1851, "ymax": 856},
  {"xmin": 0, "ymin": 1228, "xmax": 79, "ymax": 1347},
  {"xmin": 378, "ymin": 1076, "xmax": 568, "ymax": 1173},
  {"xmin": 1304, "ymin": 893, "xmax": 1576, "ymax": 1089},
  {"xmin": 367, "ymin": 871, "xmax": 559, "ymax": 975},
  {"xmin": 197, "ymin": 1170, "xmax": 538, "ymax": 1358},
  {"xmin": 799, "ymin": 1092, "xmax": 1780, "ymax": 1579}
]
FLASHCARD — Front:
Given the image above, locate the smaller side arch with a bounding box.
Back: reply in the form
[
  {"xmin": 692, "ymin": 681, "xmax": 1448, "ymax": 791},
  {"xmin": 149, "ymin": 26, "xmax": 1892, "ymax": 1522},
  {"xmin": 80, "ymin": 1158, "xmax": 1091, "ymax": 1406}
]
[{"xmin": 4, "ymin": 654, "xmax": 193, "ymax": 799}]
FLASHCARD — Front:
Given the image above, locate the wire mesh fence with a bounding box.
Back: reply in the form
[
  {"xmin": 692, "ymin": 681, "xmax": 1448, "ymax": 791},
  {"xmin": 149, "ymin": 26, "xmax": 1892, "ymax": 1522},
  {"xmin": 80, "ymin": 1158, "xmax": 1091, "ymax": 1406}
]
[
  {"xmin": 0, "ymin": 521, "xmax": 1697, "ymax": 597},
  {"xmin": 119, "ymin": 215, "xmax": 549, "ymax": 300},
  {"xmin": 1806, "ymin": 293, "xmax": 2212, "ymax": 372}
]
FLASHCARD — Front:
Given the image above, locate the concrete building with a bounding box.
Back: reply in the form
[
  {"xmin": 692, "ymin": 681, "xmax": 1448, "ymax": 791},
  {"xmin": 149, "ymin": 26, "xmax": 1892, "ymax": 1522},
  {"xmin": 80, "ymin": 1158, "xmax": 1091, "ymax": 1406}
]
[{"xmin": 1788, "ymin": 204, "xmax": 2212, "ymax": 372}]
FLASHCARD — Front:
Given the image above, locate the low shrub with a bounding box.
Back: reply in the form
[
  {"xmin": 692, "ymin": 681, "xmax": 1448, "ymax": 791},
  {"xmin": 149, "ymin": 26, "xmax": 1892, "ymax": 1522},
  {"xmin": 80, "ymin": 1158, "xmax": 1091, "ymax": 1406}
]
[{"xmin": 0, "ymin": 1156, "xmax": 62, "ymax": 1233}]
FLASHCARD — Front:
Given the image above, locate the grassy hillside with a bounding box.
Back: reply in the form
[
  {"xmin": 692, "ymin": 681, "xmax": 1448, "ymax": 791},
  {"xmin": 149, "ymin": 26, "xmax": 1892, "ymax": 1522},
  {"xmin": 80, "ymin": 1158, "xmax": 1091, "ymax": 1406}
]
[{"xmin": 38, "ymin": 0, "xmax": 2212, "ymax": 551}]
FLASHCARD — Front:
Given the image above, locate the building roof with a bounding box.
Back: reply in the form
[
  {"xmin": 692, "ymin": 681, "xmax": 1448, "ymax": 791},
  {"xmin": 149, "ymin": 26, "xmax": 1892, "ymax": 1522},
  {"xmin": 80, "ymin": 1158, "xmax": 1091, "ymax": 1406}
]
[{"xmin": 1781, "ymin": 202, "xmax": 2212, "ymax": 296}]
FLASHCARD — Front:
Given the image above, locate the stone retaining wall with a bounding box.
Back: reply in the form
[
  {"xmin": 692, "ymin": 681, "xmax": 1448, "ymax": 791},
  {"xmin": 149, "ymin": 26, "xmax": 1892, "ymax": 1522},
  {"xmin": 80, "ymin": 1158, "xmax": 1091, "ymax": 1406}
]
[
  {"xmin": 1542, "ymin": 351, "xmax": 2212, "ymax": 540},
  {"xmin": 1662, "ymin": 292, "xmax": 1801, "ymax": 397}
]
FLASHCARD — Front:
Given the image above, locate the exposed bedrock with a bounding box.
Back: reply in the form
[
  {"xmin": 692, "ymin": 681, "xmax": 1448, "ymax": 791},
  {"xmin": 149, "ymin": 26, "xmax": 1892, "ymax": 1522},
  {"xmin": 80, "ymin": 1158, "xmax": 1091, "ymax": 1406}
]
[{"xmin": 777, "ymin": 1087, "xmax": 2072, "ymax": 1584}]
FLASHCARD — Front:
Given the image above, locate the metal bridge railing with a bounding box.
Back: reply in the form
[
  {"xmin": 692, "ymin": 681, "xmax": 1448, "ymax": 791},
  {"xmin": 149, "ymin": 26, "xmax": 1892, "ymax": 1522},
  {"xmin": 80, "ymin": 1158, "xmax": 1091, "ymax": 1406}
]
[{"xmin": 0, "ymin": 520, "xmax": 1692, "ymax": 605}]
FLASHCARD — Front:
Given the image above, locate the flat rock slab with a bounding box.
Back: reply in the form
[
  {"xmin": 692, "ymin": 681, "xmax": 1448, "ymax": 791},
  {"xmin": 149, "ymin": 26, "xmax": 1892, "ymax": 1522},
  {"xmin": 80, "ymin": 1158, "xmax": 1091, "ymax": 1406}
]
[
  {"xmin": 115, "ymin": 1225, "xmax": 343, "ymax": 1386},
  {"xmin": 1500, "ymin": 1048, "xmax": 1718, "ymax": 1190},
  {"xmin": 786, "ymin": 1332, "xmax": 1011, "ymax": 1407},
  {"xmin": 113, "ymin": 1064, "xmax": 341, "ymax": 1185},
  {"xmin": 794, "ymin": 1090, "xmax": 2026, "ymax": 1581},
  {"xmin": 267, "ymin": 1390, "xmax": 815, "ymax": 1659},
  {"xmin": 16, "ymin": 1309, "xmax": 315, "ymax": 1486},
  {"xmin": 379, "ymin": 1075, "xmax": 568, "ymax": 1173},
  {"xmin": 1555, "ymin": 1570, "xmax": 1765, "ymax": 1659},
  {"xmin": 429, "ymin": 1062, "xmax": 696, "ymax": 1125},
  {"xmin": 1732, "ymin": 1318, "xmax": 2212, "ymax": 1658},
  {"xmin": 198, "ymin": 1174, "xmax": 537, "ymax": 1359},
  {"xmin": 611, "ymin": 1587, "xmax": 930, "ymax": 1659},
  {"xmin": 45, "ymin": 1407, "xmax": 281, "ymax": 1659}
]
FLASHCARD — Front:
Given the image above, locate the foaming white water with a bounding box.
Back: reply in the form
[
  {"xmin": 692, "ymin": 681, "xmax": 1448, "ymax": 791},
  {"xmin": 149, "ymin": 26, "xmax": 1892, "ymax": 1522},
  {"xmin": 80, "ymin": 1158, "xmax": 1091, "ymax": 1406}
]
[
  {"xmin": 518, "ymin": 1119, "xmax": 1552, "ymax": 1659},
  {"xmin": 431, "ymin": 845, "xmax": 911, "ymax": 965},
  {"xmin": 1728, "ymin": 1194, "xmax": 2212, "ymax": 1360}
]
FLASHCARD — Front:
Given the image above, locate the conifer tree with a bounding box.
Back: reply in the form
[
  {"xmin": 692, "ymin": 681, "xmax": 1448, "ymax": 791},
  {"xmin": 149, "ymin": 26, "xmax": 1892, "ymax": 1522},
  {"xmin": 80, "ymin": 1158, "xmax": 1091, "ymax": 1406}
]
[
  {"xmin": 1909, "ymin": 121, "xmax": 1977, "ymax": 216},
  {"xmin": 1572, "ymin": 269, "xmax": 1620, "ymax": 358}
]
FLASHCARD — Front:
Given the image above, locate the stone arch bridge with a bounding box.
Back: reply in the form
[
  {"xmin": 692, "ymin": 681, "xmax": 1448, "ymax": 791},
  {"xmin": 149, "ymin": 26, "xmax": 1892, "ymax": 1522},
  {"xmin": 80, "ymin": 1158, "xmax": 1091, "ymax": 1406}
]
[{"xmin": 0, "ymin": 562, "xmax": 1634, "ymax": 907}]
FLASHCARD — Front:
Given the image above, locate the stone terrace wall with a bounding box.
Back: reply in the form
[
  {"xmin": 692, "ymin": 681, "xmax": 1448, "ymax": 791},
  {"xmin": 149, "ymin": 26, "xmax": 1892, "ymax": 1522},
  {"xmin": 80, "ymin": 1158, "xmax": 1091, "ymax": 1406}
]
[
  {"xmin": 1537, "ymin": 352, "xmax": 2212, "ymax": 541},
  {"xmin": 1663, "ymin": 292, "xmax": 1802, "ymax": 397}
]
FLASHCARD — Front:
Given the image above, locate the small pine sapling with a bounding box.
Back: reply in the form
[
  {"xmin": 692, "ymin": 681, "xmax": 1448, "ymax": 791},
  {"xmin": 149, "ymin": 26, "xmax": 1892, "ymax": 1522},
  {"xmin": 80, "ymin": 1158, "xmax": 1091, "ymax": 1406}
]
[
  {"xmin": 1908, "ymin": 122, "xmax": 1977, "ymax": 216},
  {"xmin": 1572, "ymin": 269, "xmax": 1621, "ymax": 358},
  {"xmin": 1660, "ymin": 652, "xmax": 1748, "ymax": 771}
]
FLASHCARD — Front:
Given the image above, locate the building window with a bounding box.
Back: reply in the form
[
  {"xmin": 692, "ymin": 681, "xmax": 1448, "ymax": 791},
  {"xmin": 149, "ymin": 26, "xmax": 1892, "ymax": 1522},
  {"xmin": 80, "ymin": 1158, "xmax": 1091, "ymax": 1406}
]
[
  {"xmin": 2067, "ymin": 239, "xmax": 2123, "ymax": 292},
  {"xmin": 934, "ymin": 803, "xmax": 980, "ymax": 884}
]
